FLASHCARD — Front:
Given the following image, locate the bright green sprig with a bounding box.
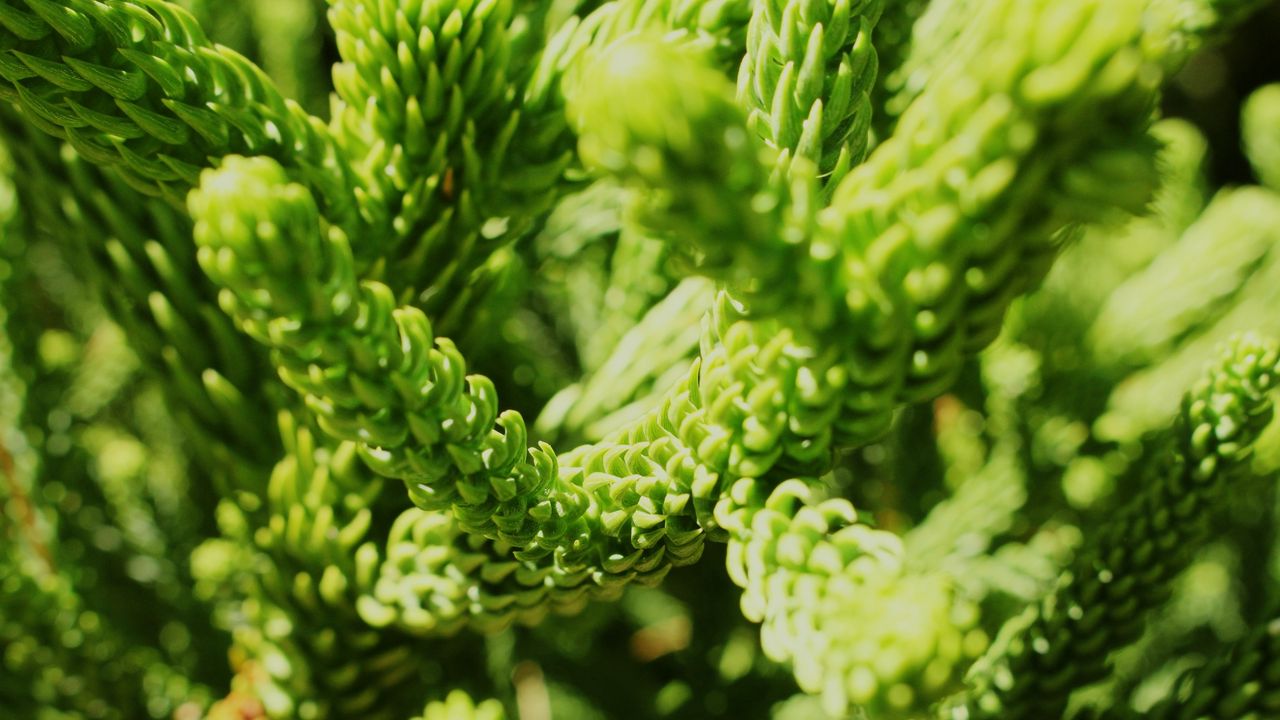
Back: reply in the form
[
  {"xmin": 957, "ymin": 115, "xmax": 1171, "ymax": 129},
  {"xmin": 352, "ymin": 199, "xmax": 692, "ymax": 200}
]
[
  {"xmin": 0, "ymin": 0, "xmax": 1277, "ymax": 717},
  {"xmin": 737, "ymin": 0, "xmax": 883, "ymax": 185},
  {"xmin": 328, "ymin": 0, "xmax": 541, "ymax": 299},
  {"xmin": 715, "ymin": 477, "xmax": 985, "ymax": 715},
  {"xmin": 189, "ymin": 4, "xmax": 1186, "ymax": 709},
  {"xmin": 318, "ymin": 0, "xmax": 755, "ymax": 312},
  {"xmin": 190, "ymin": 155, "xmax": 705, "ymax": 607},
  {"xmin": 570, "ymin": 0, "xmax": 1169, "ymax": 473},
  {"xmin": 821, "ymin": 0, "xmax": 1161, "ymax": 423},
  {"xmin": 944, "ymin": 333, "xmax": 1280, "ymax": 720},
  {"xmin": 570, "ymin": 37, "xmax": 767, "ymax": 245},
  {"xmin": 415, "ymin": 690, "xmax": 507, "ymax": 720},
  {"xmin": 1243, "ymin": 83, "xmax": 1280, "ymax": 192},
  {"xmin": 0, "ymin": 0, "xmax": 358, "ymax": 231},
  {"xmin": 185, "ymin": 153, "xmax": 843, "ymax": 668},
  {"xmin": 359, "ymin": 494, "xmax": 667, "ymax": 637},
  {"xmin": 190, "ymin": 156, "xmax": 541, "ymax": 528},
  {"xmin": 571, "ymin": 37, "xmax": 822, "ymax": 312},
  {"xmin": 526, "ymin": 0, "xmax": 754, "ymax": 115},
  {"xmin": 514, "ymin": 0, "xmax": 753, "ymax": 206}
]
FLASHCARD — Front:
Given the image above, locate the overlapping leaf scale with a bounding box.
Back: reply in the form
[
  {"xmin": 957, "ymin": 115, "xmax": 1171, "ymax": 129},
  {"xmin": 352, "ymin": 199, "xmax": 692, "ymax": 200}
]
[
  {"xmin": 0, "ymin": 0, "xmax": 358, "ymax": 231},
  {"xmin": 944, "ymin": 334, "xmax": 1280, "ymax": 719},
  {"xmin": 738, "ymin": 0, "xmax": 884, "ymax": 186}
]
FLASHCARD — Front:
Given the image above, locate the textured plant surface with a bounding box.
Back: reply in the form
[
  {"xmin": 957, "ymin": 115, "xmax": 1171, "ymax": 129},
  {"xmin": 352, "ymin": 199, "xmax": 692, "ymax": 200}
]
[{"xmin": 3, "ymin": 1, "xmax": 1280, "ymax": 718}]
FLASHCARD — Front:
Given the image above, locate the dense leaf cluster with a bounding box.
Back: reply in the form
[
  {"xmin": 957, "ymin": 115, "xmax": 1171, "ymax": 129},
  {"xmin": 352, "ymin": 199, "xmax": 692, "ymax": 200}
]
[{"xmin": 2, "ymin": 0, "xmax": 1280, "ymax": 718}]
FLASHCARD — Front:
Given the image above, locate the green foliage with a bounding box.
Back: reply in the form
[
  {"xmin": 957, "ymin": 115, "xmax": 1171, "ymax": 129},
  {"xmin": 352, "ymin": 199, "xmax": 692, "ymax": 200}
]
[
  {"xmin": 948, "ymin": 335, "xmax": 1280, "ymax": 719},
  {"xmin": 2, "ymin": 1, "xmax": 1280, "ymax": 719},
  {"xmin": 1244, "ymin": 83, "xmax": 1280, "ymax": 192}
]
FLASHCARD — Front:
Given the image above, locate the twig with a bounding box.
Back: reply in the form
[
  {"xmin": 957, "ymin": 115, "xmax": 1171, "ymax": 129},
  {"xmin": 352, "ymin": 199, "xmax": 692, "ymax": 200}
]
[{"xmin": 0, "ymin": 436, "xmax": 53, "ymax": 573}]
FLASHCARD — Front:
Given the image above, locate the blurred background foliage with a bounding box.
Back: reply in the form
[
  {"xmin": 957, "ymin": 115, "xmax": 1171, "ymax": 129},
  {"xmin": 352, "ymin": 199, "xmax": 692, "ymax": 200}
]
[{"xmin": 2, "ymin": 1, "xmax": 1280, "ymax": 719}]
